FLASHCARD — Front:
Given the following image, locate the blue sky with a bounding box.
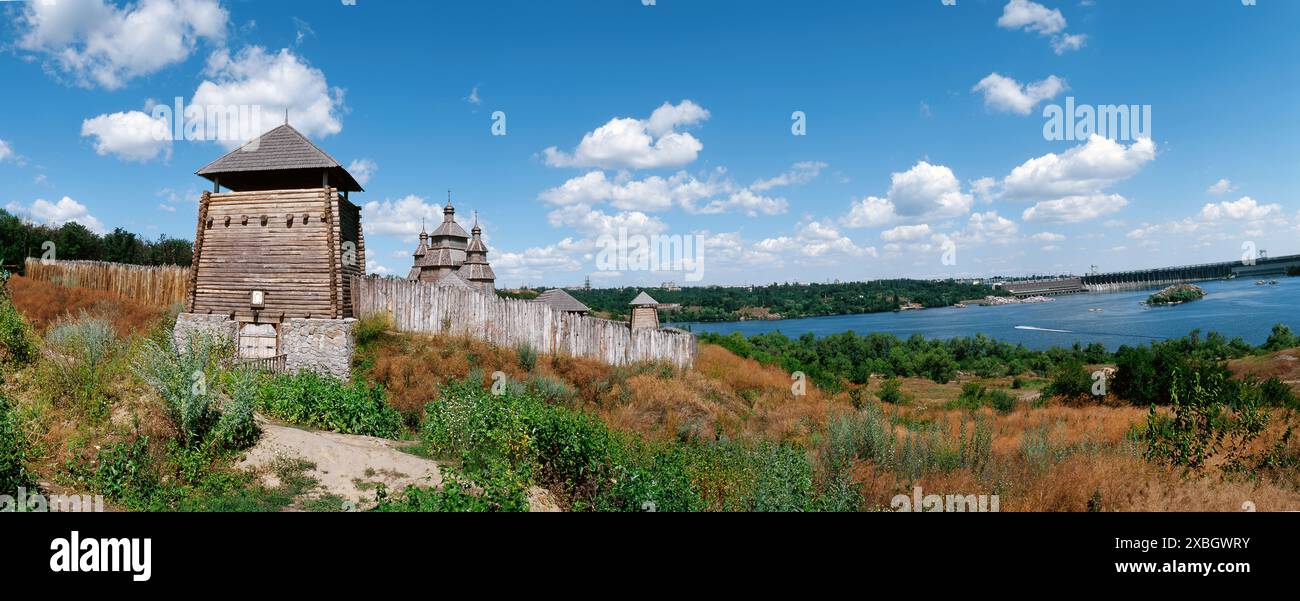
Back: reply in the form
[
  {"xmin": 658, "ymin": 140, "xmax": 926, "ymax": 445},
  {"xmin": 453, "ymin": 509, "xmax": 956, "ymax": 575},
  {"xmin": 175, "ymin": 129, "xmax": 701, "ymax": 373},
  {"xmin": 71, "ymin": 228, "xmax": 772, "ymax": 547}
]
[{"xmin": 1, "ymin": 0, "xmax": 1297, "ymax": 287}]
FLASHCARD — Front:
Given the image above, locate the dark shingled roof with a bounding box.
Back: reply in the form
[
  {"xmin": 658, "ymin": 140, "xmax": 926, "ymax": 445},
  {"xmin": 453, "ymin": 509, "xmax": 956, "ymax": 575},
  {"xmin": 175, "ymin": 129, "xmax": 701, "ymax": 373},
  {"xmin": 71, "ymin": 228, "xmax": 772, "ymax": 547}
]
[
  {"xmin": 535, "ymin": 289, "xmax": 590, "ymax": 313},
  {"xmin": 196, "ymin": 124, "xmax": 363, "ymax": 192}
]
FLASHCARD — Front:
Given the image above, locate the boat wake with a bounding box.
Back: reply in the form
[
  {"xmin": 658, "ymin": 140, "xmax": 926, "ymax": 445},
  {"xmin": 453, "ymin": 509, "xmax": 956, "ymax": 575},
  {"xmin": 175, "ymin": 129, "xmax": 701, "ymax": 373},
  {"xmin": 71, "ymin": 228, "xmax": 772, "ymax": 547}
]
[{"xmin": 1015, "ymin": 325, "xmax": 1073, "ymax": 333}]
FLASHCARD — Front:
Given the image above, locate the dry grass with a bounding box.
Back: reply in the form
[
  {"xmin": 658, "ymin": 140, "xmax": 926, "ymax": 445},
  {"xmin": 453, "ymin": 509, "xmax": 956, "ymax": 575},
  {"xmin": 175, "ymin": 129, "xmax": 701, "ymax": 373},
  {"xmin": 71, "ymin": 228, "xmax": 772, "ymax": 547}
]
[{"xmin": 8, "ymin": 275, "xmax": 169, "ymax": 336}]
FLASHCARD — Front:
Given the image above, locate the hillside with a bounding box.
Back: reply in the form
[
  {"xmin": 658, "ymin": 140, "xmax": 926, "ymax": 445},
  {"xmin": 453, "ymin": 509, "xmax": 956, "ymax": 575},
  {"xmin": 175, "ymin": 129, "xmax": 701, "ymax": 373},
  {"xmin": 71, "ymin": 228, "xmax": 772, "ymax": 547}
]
[{"xmin": 3, "ymin": 276, "xmax": 1298, "ymax": 512}]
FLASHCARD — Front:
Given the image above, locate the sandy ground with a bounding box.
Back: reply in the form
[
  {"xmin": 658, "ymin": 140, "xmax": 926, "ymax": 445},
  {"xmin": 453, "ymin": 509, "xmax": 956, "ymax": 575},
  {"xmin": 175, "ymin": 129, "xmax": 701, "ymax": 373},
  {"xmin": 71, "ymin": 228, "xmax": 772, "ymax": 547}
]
[{"xmin": 239, "ymin": 417, "xmax": 560, "ymax": 511}]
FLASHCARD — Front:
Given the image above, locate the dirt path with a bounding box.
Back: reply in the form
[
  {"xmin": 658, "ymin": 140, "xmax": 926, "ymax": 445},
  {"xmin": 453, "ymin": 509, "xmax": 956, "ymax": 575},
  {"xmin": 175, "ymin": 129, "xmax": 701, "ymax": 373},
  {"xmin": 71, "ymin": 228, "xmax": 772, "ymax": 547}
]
[{"xmin": 238, "ymin": 417, "xmax": 560, "ymax": 511}]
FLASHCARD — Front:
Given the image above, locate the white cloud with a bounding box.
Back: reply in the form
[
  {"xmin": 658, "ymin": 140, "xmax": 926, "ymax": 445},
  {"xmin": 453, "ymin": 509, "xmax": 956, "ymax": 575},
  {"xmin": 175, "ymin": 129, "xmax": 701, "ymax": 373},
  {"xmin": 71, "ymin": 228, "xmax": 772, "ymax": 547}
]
[
  {"xmin": 0, "ymin": 140, "xmax": 14, "ymax": 163},
  {"xmin": 193, "ymin": 46, "xmax": 345, "ymax": 147},
  {"xmin": 157, "ymin": 203, "xmax": 176, "ymax": 213},
  {"xmin": 972, "ymin": 73, "xmax": 1066, "ymax": 115},
  {"xmin": 1002, "ymin": 135, "xmax": 1155, "ymax": 200},
  {"xmin": 963, "ymin": 211, "xmax": 1019, "ymax": 243},
  {"xmin": 1051, "ymin": 33, "xmax": 1088, "ymax": 54},
  {"xmin": 1022, "ymin": 193, "xmax": 1128, "ymax": 224},
  {"xmin": 348, "ymin": 159, "xmax": 377, "ymax": 187},
  {"xmin": 841, "ymin": 196, "xmax": 896, "ymax": 228},
  {"xmin": 81, "ymin": 110, "xmax": 172, "ymax": 162},
  {"xmin": 970, "ymin": 177, "xmax": 997, "ymax": 204},
  {"xmin": 1197, "ymin": 196, "xmax": 1281, "ymax": 222},
  {"xmin": 997, "ymin": 1, "xmax": 1086, "ymax": 55},
  {"xmin": 542, "ymin": 100, "xmax": 709, "ymax": 169},
  {"xmin": 7, "ymin": 196, "xmax": 106, "ymax": 233},
  {"xmin": 494, "ymin": 239, "xmax": 587, "ymax": 282},
  {"xmin": 756, "ymin": 220, "xmax": 875, "ymax": 260},
  {"xmin": 546, "ymin": 204, "xmax": 668, "ymax": 238},
  {"xmin": 1031, "ymin": 232, "xmax": 1066, "ymax": 242},
  {"xmin": 538, "ymin": 165, "xmax": 794, "ymax": 217},
  {"xmin": 881, "ymin": 224, "xmax": 932, "ymax": 242},
  {"xmin": 365, "ymin": 260, "xmax": 391, "ymax": 276},
  {"xmin": 361, "ymin": 195, "xmax": 443, "ymax": 236},
  {"xmin": 887, "ymin": 161, "xmax": 973, "ymax": 219},
  {"xmin": 17, "ymin": 0, "xmax": 228, "ymax": 89},
  {"xmin": 1206, "ymin": 178, "xmax": 1236, "ymax": 195},
  {"xmin": 998, "ymin": 0, "xmax": 1067, "ymax": 35},
  {"xmin": 750, "ymin": 161, "xmax": 827, "ymax": 191}
]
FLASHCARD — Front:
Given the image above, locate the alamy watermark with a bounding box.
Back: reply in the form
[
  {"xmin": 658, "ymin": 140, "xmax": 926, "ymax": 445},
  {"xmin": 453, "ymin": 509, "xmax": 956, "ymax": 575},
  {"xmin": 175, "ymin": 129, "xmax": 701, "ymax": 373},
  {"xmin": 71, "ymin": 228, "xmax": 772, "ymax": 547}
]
[
  {"xmin": 1043, "ymin": 97, "xmax": 1151, "ymax": 142},
  {"xmin": 149, "ymin": 97, "xmax": 264, "ymax": 149},
  {"xmin": 595, "ymin": 227, "xmax": 705, "ymax": 282},
  {"xmin": 891, "ymin": 485, "xmax": 1000, "ymax": 512},
  {"xmin": 2, "ymin": 487, "xmax": 105, "ymax": 512}
]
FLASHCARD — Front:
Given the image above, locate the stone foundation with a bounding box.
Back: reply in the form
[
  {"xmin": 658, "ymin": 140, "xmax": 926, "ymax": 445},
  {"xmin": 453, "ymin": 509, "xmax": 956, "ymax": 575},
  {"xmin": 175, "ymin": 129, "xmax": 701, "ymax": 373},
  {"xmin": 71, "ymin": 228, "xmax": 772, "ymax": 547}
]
[
  {"xmin": 173, "ymin": 313, "xmax": 239, "ymax": 350},
  {"xmin": 173, "ymin": 313, "xmax": 355, "ymax": 380},
  {"xmin": 280, "ymin": 318, "xmax": 356, "ymax": 379}
]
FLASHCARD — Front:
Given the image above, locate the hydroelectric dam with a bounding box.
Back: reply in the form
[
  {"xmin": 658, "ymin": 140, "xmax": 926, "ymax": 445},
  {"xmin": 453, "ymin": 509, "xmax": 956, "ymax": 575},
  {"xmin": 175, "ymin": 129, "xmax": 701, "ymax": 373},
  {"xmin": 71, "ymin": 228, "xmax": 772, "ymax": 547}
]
[{"xmin": 996, "ymin": 254, "xmax": 1300, "ymax": 297}]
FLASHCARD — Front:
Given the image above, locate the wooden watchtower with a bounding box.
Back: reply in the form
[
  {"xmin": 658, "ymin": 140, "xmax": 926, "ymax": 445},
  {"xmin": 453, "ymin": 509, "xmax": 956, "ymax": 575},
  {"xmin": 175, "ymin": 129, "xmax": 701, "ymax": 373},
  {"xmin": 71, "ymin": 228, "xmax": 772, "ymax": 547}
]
[{"xmin": 190, "ymin": 124, "xmax": 365, "ymax": 328}]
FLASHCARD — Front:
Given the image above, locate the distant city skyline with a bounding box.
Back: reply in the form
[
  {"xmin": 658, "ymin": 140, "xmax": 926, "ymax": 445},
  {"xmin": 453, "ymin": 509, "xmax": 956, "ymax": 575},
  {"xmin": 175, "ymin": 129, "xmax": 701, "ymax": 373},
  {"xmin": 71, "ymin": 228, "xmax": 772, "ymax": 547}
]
[{"xmin": 2, "ymin": 0, "xmax": 1297, "ymax": 287}]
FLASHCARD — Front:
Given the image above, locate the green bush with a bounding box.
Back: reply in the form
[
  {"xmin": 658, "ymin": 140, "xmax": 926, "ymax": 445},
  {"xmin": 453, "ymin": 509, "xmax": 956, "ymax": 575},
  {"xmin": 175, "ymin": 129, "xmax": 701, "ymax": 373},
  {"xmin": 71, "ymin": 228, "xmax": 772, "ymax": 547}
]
[
  {"xmin": 1045, "ymin": 360, "xmax": 1094, "ymax": 399},
  {"xmin": 255, "ymin": 371, "xmax": 403, "ymax": 438},
  {"xmin": 0, "ymin": 395, "xmax": 36, "ymax": 495},
  {"xmin": 412, "ymin": 378, "xmax": 821, "ymax": 512},
  {"xmin": 353, "ymin": 312, "xmax": 392, "ymax": 347},
  {"xmin": 515, "ymin": 343, "xmax": 538, "ymax": 372},
  {"xmin": 0, "ymin": 295, "xmax": 38, "ymax": 367},
  {"xmin": 1144, "ymin": 370, "xmax": 1291, "ymax": 477},
  {"xmin": 133, "ymin": 334, "xmax": 231, "ymax": 447},
  {"xmin": 43, "ymin": 313, "xmax": 120, "ymax": 420},
  {"xmin": 876, "ymin": 377, "xmax": 904, "ymax": 405}
]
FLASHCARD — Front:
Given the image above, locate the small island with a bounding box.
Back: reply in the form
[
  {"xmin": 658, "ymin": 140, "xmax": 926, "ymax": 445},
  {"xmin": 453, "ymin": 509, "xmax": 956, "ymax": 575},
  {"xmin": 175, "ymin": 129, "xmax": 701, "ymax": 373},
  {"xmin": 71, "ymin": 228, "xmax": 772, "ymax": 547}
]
[{"xmin": 1146, "ymin": 283, "xmax": 1206, "ymax": 306}]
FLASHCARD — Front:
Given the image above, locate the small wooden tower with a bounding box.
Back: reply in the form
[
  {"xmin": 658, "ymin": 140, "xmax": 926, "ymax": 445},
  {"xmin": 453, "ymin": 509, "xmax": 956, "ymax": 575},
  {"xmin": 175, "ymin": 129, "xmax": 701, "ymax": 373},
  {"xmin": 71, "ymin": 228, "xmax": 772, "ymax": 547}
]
[
  {"xmin": 629, "ymin": 291, "xmax": 660, "ymax": 330},
  {"xmin": 188, "ymin": 124, "xmax": 365, "ymax": 363}
]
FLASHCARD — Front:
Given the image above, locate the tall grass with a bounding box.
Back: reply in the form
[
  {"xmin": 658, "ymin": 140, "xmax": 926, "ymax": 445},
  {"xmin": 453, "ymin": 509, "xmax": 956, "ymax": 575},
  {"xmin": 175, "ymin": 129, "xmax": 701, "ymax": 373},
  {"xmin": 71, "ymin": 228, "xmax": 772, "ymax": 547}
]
[
  {"xmin": 43, "ymin": 312, "xmax": 119, "ymax": 421},
  {"xmin": 0, "ymin": 394, "xmax": 36, "ymax": 495}
]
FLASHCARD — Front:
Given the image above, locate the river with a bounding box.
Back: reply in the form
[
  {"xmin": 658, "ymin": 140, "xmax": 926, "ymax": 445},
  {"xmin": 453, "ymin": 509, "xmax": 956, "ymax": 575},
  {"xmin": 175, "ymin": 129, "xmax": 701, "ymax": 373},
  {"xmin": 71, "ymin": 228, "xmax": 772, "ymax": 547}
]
[{"xmin": 674, "ymin": 277, "xmax": 1298, "ymax": 351}]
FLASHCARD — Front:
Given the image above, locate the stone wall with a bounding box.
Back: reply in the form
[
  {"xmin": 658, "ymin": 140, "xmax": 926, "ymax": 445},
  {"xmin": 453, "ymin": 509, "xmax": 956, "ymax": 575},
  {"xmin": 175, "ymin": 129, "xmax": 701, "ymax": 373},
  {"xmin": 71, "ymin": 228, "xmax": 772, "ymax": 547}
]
[
  {"xmin": 173, "ymin": 313, "xmax": 238, "ymax": 350},
  {"xmin": 172, "ymin": 313, "xmax": 355, "ymax": 380},
  {"xmin": 280, "ymin": 318, "xmax": 356, "ymax": 380}
]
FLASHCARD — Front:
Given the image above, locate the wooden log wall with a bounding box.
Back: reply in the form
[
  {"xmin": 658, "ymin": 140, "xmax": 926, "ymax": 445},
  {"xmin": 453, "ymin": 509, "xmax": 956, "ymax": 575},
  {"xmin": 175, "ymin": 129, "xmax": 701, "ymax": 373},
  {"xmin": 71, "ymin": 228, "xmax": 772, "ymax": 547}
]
[
  {"xmin": 352, "ymin": 276, "xmax": 696, "ymax": 368},
  {"xmin": 192, "ymin": 188, "xmax": 360, "ymax": 319},
  {"xmin": 24, "ymin": 258, "xmax": 190, "ymax": 307}
]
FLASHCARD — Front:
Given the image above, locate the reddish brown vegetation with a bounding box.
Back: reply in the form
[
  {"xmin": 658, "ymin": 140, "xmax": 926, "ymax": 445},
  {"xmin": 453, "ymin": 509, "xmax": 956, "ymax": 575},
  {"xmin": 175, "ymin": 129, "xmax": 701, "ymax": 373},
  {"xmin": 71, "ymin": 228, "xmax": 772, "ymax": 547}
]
[{"xmin": 8, "ymin": 275, "xmax": 166, "ymax": 336}]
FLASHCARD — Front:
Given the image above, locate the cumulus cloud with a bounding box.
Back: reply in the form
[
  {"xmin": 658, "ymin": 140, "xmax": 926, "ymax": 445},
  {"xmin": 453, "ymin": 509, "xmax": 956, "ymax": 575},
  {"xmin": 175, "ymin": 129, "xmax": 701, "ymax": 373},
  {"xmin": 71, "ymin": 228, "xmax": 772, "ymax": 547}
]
[
  {"xmin": 348, "ymin": 159, "xmax": 377, "ymax": 187},
  {"xmin": 997, "ymin": 0, "xmax": 1086, "ymax": 54},
  {"xmin": 972, "ymin": 73, "xmax": 1066, "ymax": 115},
  {"xmin": 1206, "ymin": 178, "xmax": 1236, "ymax": 195},
  {"xmin": 1022, "ymin": 194, "xmax": 1128, "ymax": 224},
  {"xmin": 542, "ymin": 100, "xmax": 709, "ymax": 169},
  {"xmin": 17, "ymin": 0, "xmax": 228, "ymax": 89},
  {"xmin": 992, "ymin": 135, "xmax": 1154, "ymax": 224},
  {"xmin": 81, "ymin": 110, "xmax": 172, "ymax": 162},
  {"xmin": 6, "ymin": 196, "xmax": 106, "ymax": 233},
  {"xmin": 756, "ymin": 220, "xmax": 876, "ymax": 260},
  {"xmin": 1197, "ymin": 196, "xmax": 1281, "ymax": 222},
  {"xmin": 361, "ymin": 195, "xmax": 444, "ymax": 236},
  {"xmin": 1031, "ymin": 232, "xmax": 1066, "ymax": 242},
  {"xmin": 887, "ymin": 161, "xmax": 973, "ymax": 219},
  {"xmin": 545, "ymin": 204, "xmax": 668, "ymax": 239},
  {"xmin": 0, "ymin": 140, "xmax": 18, "ymax": 165},
  {"xmin": 751, "ymin": 161, "xmax": 827, "ymax": 192},
  {"xmin": 841, "ymin": 196, "xmax": 896, "ymax": 228},
  {"xmin": 193, "ymin": 46, "xmax": 345, "ymax": 147},
  {"xmin": 538, "ymin": 163, "xmax": 800, "ymax": 217},
  {"xmin": 997, "ymin": 0, "xmax": 1066, "ymax": 35},
  {"xmin": 881, "ymin": 224, "xmax": 932, "ymax": 242}
]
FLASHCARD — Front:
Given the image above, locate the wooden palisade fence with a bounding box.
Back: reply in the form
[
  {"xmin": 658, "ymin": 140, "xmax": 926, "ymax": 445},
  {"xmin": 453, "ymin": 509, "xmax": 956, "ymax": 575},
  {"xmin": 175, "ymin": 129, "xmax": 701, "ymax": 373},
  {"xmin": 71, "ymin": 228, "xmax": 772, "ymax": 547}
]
[
  {"xmin": 352, "ymin": 276, "xmax": 696, "ymax": 368},
  {"xmin": 24, "ymin": 258, "xmax": 190, "ymax": 307}
]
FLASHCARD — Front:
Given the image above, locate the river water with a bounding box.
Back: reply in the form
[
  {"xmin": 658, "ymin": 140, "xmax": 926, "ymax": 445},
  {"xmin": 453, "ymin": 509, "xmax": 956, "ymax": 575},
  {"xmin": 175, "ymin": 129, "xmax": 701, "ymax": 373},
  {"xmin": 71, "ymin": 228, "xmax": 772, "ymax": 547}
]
[{"xmin": 674, "ymin": 277, "xmax": 1299, "ymax": 351}]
